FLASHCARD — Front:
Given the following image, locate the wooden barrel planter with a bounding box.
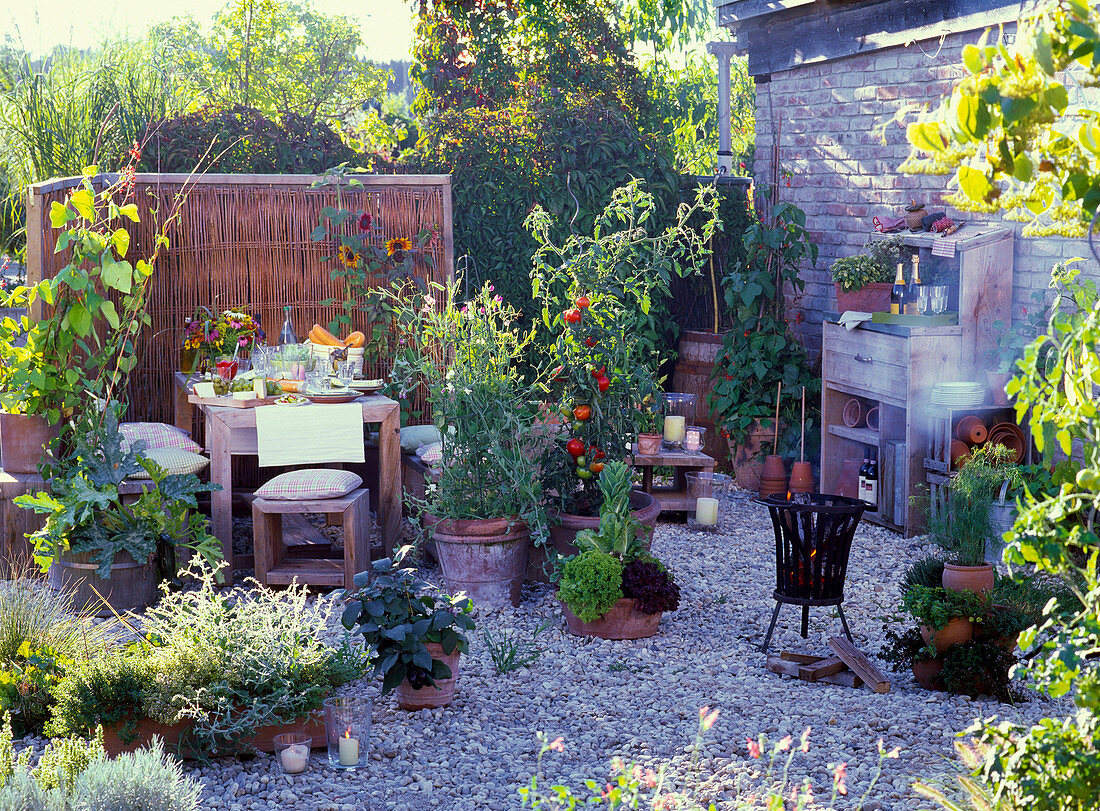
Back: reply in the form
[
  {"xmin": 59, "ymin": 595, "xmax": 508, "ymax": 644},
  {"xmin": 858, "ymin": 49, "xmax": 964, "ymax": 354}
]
[
  {"xmin": 562, "ymin": 598, "xmax": 662, "ymax": 640},
  {"xmin": 0, "ymin": 413, "xmax": 58, "ymax": 474},
  {"xmin": 423, "ymin": 515, "xmax": 530, "ymax": 608},
  {"xmin": 727, "ymin": 421, "xmax": 778, "ymax": 491},
  {"xmin": 671, "ymin": 331, "xmax": 727, "ymax": 461},
  {"xmin": 49, "ymin": 549, "xmax": 157, "ymax": 617}
]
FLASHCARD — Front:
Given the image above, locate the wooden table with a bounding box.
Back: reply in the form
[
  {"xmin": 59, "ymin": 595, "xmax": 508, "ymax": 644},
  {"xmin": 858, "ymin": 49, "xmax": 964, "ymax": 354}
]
[
  {"xmin": 630, "ymin": 446, "xmax": 716, "ymax": 511},
  {"xmin": 174, "ymin": 377, "xmax": 402, "ymax": 565}
]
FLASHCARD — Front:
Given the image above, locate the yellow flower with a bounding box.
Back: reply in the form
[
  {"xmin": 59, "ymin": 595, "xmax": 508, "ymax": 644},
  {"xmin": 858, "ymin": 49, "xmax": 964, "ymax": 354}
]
[
  {"xmin": 338, "ymin": 245, "xmax": 359, "ymax": 268},
  {"xmin": 386, "ymin": 237, "xmax": 412, "ymax": 256}
]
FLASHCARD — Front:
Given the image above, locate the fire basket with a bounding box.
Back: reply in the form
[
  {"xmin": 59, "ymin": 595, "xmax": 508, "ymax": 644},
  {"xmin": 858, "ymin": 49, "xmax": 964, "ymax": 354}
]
[{"xmin": 755, "ymin": 492, "xmax": 866, "ymax": 653}]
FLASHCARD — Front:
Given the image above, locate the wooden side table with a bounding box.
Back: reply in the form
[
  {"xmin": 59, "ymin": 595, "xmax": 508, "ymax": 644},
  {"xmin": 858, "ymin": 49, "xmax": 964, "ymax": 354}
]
[{"xmin": 630, "ymin": 446, "xmax": 716, "ymax": 511}]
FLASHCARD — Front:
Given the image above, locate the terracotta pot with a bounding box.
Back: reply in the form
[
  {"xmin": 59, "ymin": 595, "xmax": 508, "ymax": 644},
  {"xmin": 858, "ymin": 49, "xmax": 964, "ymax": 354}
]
[
  {"xmin": 50, "ymin": 549, "xmax": 157, "ymax": 617},
  {"xmin": 561, "ymin": 598, "xmax": 661, "ymax": 640},
  {"xmin": 0, "ymin": 413, "xmax": 58, "ymax": 473},
  {"xmin": 920, "ymin": 616, "xmax": 974, "ymax": 653},
  {"xmin": 637, "ymin": 433, "xmax": 662, "ymax": 455},
  {"xmin": 758, "ymin": 454, "xmax": 787, "ymax": 497},
  {"xmin": 942, "ymin": 563, "xmax": 995, "ymax": 594},
  {"xmin": 865, "ymin": 406, "xmax": 880, "ymax": 432},
  {"xmin": 955, "ymin": 415, "xmax": 987, "ymax": 445},
  {"xmin": 423, "ymin": 515, "xmax": 529, "ymax": 608},
  {"xmin": 950, "ymin": 439, "xmax": 970, "ymax": 470},
  {"xmin": 547, "ymin": 490, "xmax": 660, "ymax": 562},
  {"xmin": 101, "ymin": 711, "xmax": 326, "ymax": 758},
  {"xmin": 396, "ymin": 642, "xmax": 460, "ymax": 710},
  {"xmin": 727, "ymin": 421, "xmax": 778, "ymax": 491},
  {"xmin": 788, "ymin": 461, "xmax": 814, "ymax": 493},
  {"xmin": 911, "ymin": 657, "xmax": 945, "ymax": 690},
  {"xmin": 841, "ymin": 398, "xmax": 863, "ymax": 428},
  {"xmin": 987, "ymin": 372, "xmax": 1012, "ymax": 406},
  {"xmin": 988, "ymin": 423, "xmax": 1026, "ymax": 464},
  {"xmin": 835, "ymin": 282, "xmax": 893, "ymax": 314}
]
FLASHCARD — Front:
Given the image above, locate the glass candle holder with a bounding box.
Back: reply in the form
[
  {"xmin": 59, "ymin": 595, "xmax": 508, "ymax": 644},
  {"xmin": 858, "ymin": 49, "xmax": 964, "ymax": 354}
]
[
  {"xmin": 324, "ymin": 697, "xmax": 371, "ymax": 770},
  {"xmin": 684, "ymin": 425, "xmax": 706, "ymax": 453},
  {"xmin": 273, "ymin": 732, "xmax": 312, "ymax": 775},
  {"xmin": 686, "ymin": 471, "xmax": 721, "ymax": 532},
  {"xmin": 663, "ymin": 393, "xmax": 696, "ymax": 451}
]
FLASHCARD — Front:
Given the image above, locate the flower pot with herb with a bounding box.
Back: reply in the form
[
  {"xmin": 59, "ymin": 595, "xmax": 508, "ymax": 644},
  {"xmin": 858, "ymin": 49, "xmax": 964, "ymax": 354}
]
[
  {"xmin": 902, "ymin": 585, "xmax": 985, "ymax": 653},
  {"xmin": 391, "ymin": 281, "xmax": 546, "ymax": 608},
  {"xmin": 829, "ymin": 235, "xmax": 903, "ymax": 314},
  {"xmin": 709, "ymin": 202, "xmax": 819, "ymax": 484},
  {"xmin": 635, "ymin": 401, "xmax": 664, "ymax": 456},
  {"xmin": 527, "ymin": 180, "xmax": 718, "ymax": 546},
  {"xmin": 556, "ymin": 462, "xmax": 680, "ymax": 639},
  {"xmin": 16, "ymin": 408, "xmax": 223, "ymax": 614},
  {"xmin": 340, "ymin": 548, "xmax": 474, "ymax": 710},
  {"xmin": 880, "ymin": 628, "xmax": 943, "ymax": 690}
]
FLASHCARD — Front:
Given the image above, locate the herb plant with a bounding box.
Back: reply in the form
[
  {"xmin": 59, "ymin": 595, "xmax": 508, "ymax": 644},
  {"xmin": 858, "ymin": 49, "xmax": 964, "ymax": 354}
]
[
  {"xmin": 340, "ymin": 548, "xmax": 474, "ymax": 694},
  {"xmin": 0, "ymin": 643, "xmax": 70, "ymax": 736},
  {"xmin": 829, "ymin": 254, "xmax": 887, "ymax": 292},
  {"xmin": 557, "ymin": 552, "xmax": 624, "ymax": 623},
  {"xmin": 939, "ymin": 640, "xmax": 1017, "ymax": 700},
  {"xmin": 902, "ymin": 555, "xmax": 945, "ymax": 591},
  {"xmin": 901, "ymin": 585, "xmax": 985, "ymax": 632},
  {"xmin": 879, "ymin": 627, "xmax": 936, "ymax": 672}
]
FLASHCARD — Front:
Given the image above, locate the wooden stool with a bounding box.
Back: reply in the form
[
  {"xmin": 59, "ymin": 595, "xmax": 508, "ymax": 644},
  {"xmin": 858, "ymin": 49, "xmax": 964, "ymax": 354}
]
[{"xmin": 252, "ymin": 488, "xmax": 371, "ymax": 589}]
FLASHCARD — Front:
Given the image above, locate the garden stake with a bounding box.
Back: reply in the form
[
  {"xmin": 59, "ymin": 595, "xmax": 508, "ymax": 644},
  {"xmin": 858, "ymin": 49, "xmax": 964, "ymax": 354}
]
[{"xmin": 773, "ymin": 381, "xmax": 782, "ymax": 456}]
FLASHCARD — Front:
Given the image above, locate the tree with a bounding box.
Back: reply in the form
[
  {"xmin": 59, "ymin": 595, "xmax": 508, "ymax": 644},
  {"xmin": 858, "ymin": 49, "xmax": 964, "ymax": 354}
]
[
  {"xmin": 900, "ymin": 0, "xmax": 1100, "ymax": 237},
  {"xmin": 152, "ymin": 0, "xmax": 388, "ymax": 123}
]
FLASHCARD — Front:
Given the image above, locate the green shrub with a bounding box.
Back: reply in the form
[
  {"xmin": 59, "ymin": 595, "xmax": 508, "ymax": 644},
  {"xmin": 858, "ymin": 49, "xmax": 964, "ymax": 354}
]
[
  {"xmin": 46, "ymin": 652, "xmax": 149, "ymax": 740},
  {"xmin": 901, "ymin": 585, "xmax": 985, "ymax": 631},
  {"xmin": 0, "ymin": 576, "xmax": 115, "ymax": 666},
  {"xmin": 901, "ymin": 555, "xmax": 945, "ymax": 592},
  {"xmin": 939, "ymin": 640, "xmax": 1017, "ymax": 700},
  {"xmin": 557, "ymin": 552, "xmax": 623, "ymax": 623},
  {"xmin": 829, "ymin": 254, "xmax": 886, "ymax": 292},
  {"xmin": 0, "ymin": 644, "xmax": 70, "ymax": 737}
]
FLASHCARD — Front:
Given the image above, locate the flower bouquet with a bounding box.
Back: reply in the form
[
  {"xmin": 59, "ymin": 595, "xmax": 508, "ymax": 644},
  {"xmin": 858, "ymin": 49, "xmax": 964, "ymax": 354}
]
[{"xmin": 182, "ymin": 307, "xmax": 264, "ymax": 375}]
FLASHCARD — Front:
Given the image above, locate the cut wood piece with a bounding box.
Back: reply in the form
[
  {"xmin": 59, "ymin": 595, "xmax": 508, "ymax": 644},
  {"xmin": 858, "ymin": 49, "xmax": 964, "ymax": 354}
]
[
  {"xmin": 828, "ymin": 636, "xmax": 891, "ymax": 693},
  {"xmin": 766, "ymin": 656, "xmax": 863, "ymax": 688},
  {"xmin": 779, "ymin": 651, "xmax": 823, "ymax": 664},
  {"xmin": 798, "ymin": 655, "xmax": 847, "ymax": 681}
]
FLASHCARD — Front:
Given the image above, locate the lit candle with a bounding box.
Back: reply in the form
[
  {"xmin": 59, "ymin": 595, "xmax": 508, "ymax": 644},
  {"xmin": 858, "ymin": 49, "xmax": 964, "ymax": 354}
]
[
  {"xmin": 663, "ymin": 415, "xmax": 686, "ymax": 443},
  {"xmin": 695, "ymin": 497, "xmax": 719, "ymax": 526},
  {"xmin": 279, "ymin": 743, "xmax": 309, "ymax": 774},
  {"xmin": 338, "ymin": 729, "xmax": 359, "ymax": 766},
  {"xmin": 685, "ymin": 428, "xmax": 702, "ymax": 452}
]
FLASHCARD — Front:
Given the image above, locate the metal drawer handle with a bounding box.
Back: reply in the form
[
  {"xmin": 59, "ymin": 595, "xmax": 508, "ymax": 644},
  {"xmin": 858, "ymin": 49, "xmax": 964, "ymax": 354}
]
[{"xmin": 854, "ymin": 354, "xmax": 874, "ymax": 363}]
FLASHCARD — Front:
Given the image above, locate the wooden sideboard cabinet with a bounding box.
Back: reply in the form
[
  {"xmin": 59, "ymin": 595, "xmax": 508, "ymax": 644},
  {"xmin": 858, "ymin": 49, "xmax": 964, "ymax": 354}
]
[{"xmin": 819, "ymin": 227, "xmax": 1013, "ymax": 536}]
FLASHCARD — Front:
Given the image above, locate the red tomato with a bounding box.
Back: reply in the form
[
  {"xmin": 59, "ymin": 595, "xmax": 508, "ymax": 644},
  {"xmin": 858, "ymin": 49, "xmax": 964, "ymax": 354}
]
[
  {"xmin": 573, "ymin": 405, "xmax": 592, "ymax": 421},
  {"xmin": 584, "ymin": 337, "xmax": 596, "ymax": 348},
  {"xmin": 596, "ymin": 375, "xmax": 610, "ymax": 393},
  {"xmin": 590, "ymin": 365, "xmax": 606, "ymax": 378},
  {"xmin": 566, "ymin": 438, "xmax": 585, "ymax": 457},
  {"xmin": 590, "ymin": 447, "xmax": 606, "ymax": 461},
  {"xmin": 563, "ymin": 308, "xmax": 582, "ymax": 324},
  {"xmin": 589, "ymin": 462, "xmax": 605, "ymax": 474},
  {"xmin": 575, "ymin": 295, "xmax": 590, "ymax": 309}
]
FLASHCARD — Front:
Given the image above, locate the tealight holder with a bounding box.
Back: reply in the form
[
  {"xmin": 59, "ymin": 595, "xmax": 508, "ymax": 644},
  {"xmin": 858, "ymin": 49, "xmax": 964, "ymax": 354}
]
[
  {"xmin": 273, "ymin": 732, "xmax": 311, "ymax": 775},
  {"xmin": 663, "ymin": 393, "xmax": 696, "ymax": 451},
  {"xmin": 686, "ymin": 471, "xmax": 721, "ymax": 532},
  {"xmin": 684, "ymin": 425, "xmax": 706, "ymax": 453},
  {"xmin": 324, "ymin": 696, "xmax": 371, "ymax": 770}
]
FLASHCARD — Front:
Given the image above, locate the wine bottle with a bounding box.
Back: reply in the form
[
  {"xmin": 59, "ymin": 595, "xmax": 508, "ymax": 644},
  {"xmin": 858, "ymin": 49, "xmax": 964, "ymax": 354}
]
[
  {"xmin": 905, "ymin": 253, "xmax": 922, "ymax": 316},
  {"xmin": 890, "ymin": 263, "xmax": 906, "ymax": 315},
  {"xmin": 864, "ymin": 450, "xmax": 879, "ymax": 509},
  {"xmin": 858, "ymin": 449, "xmax": 870, "ymax": 501},
  {"xmin": 279, "ymin": 306, "xmax": 297, "ymax": 345}
]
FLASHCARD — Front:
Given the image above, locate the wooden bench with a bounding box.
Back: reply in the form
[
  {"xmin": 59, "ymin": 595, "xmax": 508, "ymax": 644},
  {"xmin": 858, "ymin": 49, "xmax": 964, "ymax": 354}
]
[
  {"xmin": 629, "ymin": 446, "xmax": 716, "ymax": 512},
  {"xmin": 252, "ymin": 488, "xmax": 371, "ymax": 589}
]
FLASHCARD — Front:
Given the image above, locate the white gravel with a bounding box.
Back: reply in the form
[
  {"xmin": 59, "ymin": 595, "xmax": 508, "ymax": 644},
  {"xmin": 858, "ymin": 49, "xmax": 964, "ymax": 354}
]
[{"xmin": 20, "ymin": 492, "xmax": 1068, "ymax": 810}]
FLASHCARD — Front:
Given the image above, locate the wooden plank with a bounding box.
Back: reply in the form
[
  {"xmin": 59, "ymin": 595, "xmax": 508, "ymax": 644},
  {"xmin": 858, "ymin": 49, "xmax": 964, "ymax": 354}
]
[
  {"xmin": 629, "ymin": 448, "xmax": 717, "ymax": 467},
  {"xmin": 253, "ymin": 489, "xmax": 367, "ymax": 514},
  {"xmin": 779, "ymin": 651, "xmax": 823, "ymax": 664},
  {"xmin": 281, "ymin": 513, "xmax": 328, "ymax": 547},
  {"xmin": 265, "ymin": 558, "xmax": 345, "ymax": 587},
  {"xmin": 827, "ymin": 424, "xmax": 878, "ymax": 446},
  {"xmin": 798, "ymin": 655, "xmax": 848, "ymax": 681},
  {"xmin": 27, "ymin": 173, "xmax": 455, "ymax": 194},
  {"xmin": 828, "ymin": 636, "xmax": 891, "ymax": 693},
  {"xmin": 718, "ymin": 0, "xmax": 814, "ymax": 24},
  {"xmin": 766, "ymin": 656, "xmax": 864, "ymax": 688},
  {"xmin": 188, "ymin": 394, "xmax": 284, "ymax": 409}
]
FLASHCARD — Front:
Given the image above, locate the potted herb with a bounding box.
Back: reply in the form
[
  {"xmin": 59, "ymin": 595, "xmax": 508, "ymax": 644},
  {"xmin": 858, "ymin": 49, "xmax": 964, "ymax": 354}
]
[
  {"xmin": 829, "ymin": 235, "xmax": 903, "ymax": 314},
  {"xmin": 340, "ymin": 548, "xmax": 475, "ymax": 710},
  {"xmin": 939, "ymin": 640, "xmax": 1017, "ymax": 700},
  {"xmin": 16, "ymin": 409, "xmax": 222, "ymax": 614},
  {"xmin": 527, "ymin": 180, "xmax": 718, "ymax": 556},
  {"xmin": 708, "ymin": 202, "xmax": 819, "ymax": 489},
  {"xmin": 390, "ymin": 281, "xmax": 546, "ymax": 607},
  {"xmin": 635, "ymin": 401, "xmax": 664, "ymax": 455},
  {"xmin": 901, "ymin": 585, "xmax": 985, "ymax": 653},
  {"xmin": 880, "ymin": 627, "xmax": 942, "ymax": 690},
  {"xmin": 556, "ymin": 462, "xmax": 680, "ymax": 639}
]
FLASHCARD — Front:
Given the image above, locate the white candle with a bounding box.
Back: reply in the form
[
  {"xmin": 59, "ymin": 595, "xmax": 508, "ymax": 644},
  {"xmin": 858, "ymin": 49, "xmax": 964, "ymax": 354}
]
[
  {"xmin": 663, "ymin": 415, "xmax": 686, "ymax": 443},
  {"xmin": 685, "ymin": 429, "xmax": 702, "ymax": 452},
  {"xmin": 695, "ymin": 497, "xmax": 719, "ymax": 526},
  {"xmin": 279, "ymin": 743, "xmax": 309, "ymax": 774},
  {"xmin": 338, "ymin": 735, "xmax": 359, "ymax": 766}
]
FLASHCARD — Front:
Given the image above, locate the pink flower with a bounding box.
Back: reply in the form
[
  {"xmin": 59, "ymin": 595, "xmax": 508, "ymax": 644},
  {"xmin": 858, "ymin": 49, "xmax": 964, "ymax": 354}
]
[
  {"xmin": 800, "ymin": 727, "xmax": 811, "ymax": 753},
  {"xmin": 777, "ymin": 735, "xmax": 792, "ymax": 752},
  {"xmin": 644, "ymin": 768, "xmax": 657, "ymax": 789},
  {"xmin": 702, "ymin": 708, "xmax": 719, "ymax": 731},
  {"xmin": 747, "ymin": 737, "xmax": 761, "ymax": 759},
  {"xmin": 834, "ymin": 762, "xmax": 848, "ymax": 796},
  {"xmin": 887, "ymin": 746, "xmax": 901, "ymax": 759},
  {"xmin": 549, "ymin": 737, "xmax": 564, "ymax": 752},
  {"xmin": 632, "ymin": 764, "xmax": 644, "ymax": 781},
  {"xmin": 358, "ymin": 212, "xmax": 373, "ymax": 231}
]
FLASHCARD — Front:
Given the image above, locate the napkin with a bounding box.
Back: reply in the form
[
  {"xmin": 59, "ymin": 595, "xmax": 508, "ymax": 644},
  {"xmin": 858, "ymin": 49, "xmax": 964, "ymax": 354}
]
[
  {"xmin": 837, "ymin": 311, "xmax": 873, "ymax": 331},
  {"xmin": 255, "ymin": 402, "xmax": 365, "ymax": 467}
]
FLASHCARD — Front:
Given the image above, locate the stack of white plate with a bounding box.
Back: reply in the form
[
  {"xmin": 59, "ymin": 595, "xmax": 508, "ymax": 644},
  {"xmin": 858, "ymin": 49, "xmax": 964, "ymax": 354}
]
[{"xmin": 931, "ymin": 381, "xmax": 985, "ymax": 408}]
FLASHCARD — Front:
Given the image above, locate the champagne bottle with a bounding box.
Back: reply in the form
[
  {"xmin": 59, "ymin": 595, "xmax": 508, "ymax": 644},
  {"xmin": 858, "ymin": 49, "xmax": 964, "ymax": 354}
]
[
  {"xmin": 858, "ymin": 449, "xmax": 870, "ymax": 501},
  {"xmin": 865, "ymin": 450, "xmax": 879, "ymax": 509},
  {"xmin": 279, "ymin": 305, "xmax": 297, "ymax": 345},
  {"xmin": 905, "ymin": 254, "xmax": 922, "ymax": 315},
  {"xmin": 890, "ymin": 263, "xmax": 906, "ymax": 315}
]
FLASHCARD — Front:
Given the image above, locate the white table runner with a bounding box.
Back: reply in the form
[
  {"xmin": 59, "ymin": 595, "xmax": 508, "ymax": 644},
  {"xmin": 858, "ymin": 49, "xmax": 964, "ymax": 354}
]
[{"xmin": 254, "ymin": 403, "xmax": 365, "ymax": 467}]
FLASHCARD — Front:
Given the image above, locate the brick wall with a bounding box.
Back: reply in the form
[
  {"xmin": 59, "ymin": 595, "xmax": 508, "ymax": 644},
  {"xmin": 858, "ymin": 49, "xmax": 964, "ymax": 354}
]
[{"xmin": 752, "ymin": 27, "xmax": 1100, "ymax": 351}]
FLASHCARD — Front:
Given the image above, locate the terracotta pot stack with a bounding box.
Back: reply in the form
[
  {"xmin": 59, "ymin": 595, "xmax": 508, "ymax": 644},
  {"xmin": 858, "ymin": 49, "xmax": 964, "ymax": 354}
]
[
  {"xmin": 759, "ymin": 455, "xmax": 788, "ymax": 497},
  {"xmin": 950, "ymin": 415, "xmax": 1027, "ymax": 469}
]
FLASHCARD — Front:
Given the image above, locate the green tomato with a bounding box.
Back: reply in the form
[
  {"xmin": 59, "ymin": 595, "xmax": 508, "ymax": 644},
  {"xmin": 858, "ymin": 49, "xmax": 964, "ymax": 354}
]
[
  {"xmin": 575, "ymin": 455, "xmax": 587, "ymax": 468},
  {"xmin": 577, "ymin": 468, "xmax": 593, "ymax": 480},
  {"xmin": 1076, "ymin": 468, "xmax": 1100, "ymax": 491},
  {"xmin": 560, "ymin": 404, "xmax": 573, "ymax": 418},
  {"xmin": 572, "ymin": 420, "xmax": 584, "ymax": 433}
]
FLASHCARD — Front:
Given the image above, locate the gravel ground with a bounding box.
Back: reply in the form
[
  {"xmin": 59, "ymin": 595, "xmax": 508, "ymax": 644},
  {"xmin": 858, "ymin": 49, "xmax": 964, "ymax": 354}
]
[{"xmin": 21, "ymin": 492, "xmax": 1068, "ymax": 810}]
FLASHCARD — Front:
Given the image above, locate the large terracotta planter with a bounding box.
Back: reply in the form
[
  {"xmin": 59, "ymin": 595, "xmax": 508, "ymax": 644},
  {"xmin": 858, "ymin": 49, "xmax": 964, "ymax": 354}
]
[
  {"xmin": 942, "ymin": 563, "xmax": 995, "ymax": 594},
  {"xmin": 911, "ymin": 657, "xmax": 945, "ymax": 690},
  {"xmin": 50, "ymin": 548, "xmax": 157, "ymax": 617},
  {"xmin": 423, "ymin": 515, "xmax": 529, "ymax": 608},
  {"xmin": 727, "ymin": 421, "xmax": 777, "ymax": 491},
  {"xmin": 920, "ymin": 616, "xmax": 974, "ymax": 653},
  {"xmin": 397, "ymin": 642, "xmax": 460, "ymax": 710},
  {"xmin": 835, "ymin": 282, "xmax": 893, "ymax": 314},
  {"xmin": 101, "ymin": 710, "xmax": 326, "ymax": 758},
  {"xmin": 0, "ymin": 413, "xmax": 58, "ymax": 473},
  {"xmin": 548, "ymin": 490, "xmax": 661, "ymax": 561},
  {"xmin": 562, "ymin": 598, "xmax": 662, "ymax": 640}
]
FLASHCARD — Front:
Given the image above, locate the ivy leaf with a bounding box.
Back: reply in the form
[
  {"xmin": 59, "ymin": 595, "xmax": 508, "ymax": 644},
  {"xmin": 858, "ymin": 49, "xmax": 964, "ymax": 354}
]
[
  {"xmin": 101, "ymin": 261, "xmax": 133, "ymax": 294},
  {"xmin": 49, "ymin": 201, "xmax": 72, "ymax": 229},
  {"xmin": 100, "ymin": 300, "xmax": 120, "ymax": 329},
  {"xmin": 111, "ymin": 228, "xmax": 130, "ymax": 258},
  {"xmin": 117, "ymin": 203, "xmax": 139, "ymax": 222}
]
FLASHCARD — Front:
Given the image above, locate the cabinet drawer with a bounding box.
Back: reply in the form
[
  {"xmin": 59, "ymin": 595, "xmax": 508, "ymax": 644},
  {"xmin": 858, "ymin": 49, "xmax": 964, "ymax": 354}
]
[{"xmin": 823, "ymin": 322, "xmax": 908, "ymax": 403}]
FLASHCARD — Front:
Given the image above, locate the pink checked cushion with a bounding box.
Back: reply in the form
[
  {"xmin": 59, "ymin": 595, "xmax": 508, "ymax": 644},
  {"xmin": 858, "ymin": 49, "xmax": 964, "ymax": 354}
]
[
  {"xmin": 120, "ymin": 422, "xmax": 203, "ymax": 454},
  {"xmin": 255, "ymin": 469, "xmax": 362, "ymax": 501}
]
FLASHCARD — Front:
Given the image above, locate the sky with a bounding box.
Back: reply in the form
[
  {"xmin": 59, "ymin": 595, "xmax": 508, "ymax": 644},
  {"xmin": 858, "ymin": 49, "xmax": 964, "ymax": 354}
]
[{"xmin": 1, "ymin": 0, "xmax": 417, "ymax": 62}]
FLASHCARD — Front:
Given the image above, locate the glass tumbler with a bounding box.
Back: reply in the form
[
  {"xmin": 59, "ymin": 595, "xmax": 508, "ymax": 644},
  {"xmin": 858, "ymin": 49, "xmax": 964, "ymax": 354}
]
[
  {"xmin": 663, "ymin": 393, "xmax": 696, "ymax": 451},
  {"xmin": 686, "ymin": 471, "xmax": 721, "ymax": 532},
  {"xmin": 273, "ymin": 732, "xmax": 311, "ymax": 775},
  {"xmin": 324, "ymin": 696, "xmax": 371, "ymax": 770}
]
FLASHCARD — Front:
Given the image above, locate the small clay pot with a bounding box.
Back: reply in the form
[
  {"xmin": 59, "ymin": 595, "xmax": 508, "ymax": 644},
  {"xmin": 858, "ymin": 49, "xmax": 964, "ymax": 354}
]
[
  {"xmin": 920, "ymin": 616, "xmax": 974, "ymax": 653},
  {"xmin": 842, "ymin": 398, "xmax": 863, "ymax": 428},
  {"xmin": 865, "ymin": 406, "xmax": 879, "ymax": 432},
  {"xmin": 396, "ymin": 643, "xmax": 460, "ymax": 710},
  {"xmin": 911, "ymin": 657, "xmax": 945, "ymax": 690},
  {"xmin": 561, "ymin": 598, "xmax": 661, "ymax": 640},
  {"xmin": 758, "ymin": 455, "xmax": 787, "ymax": 497},
  {"xmin": 788, "ymin": 461, "xmax": 814, "ymax": 493},
  {"xmin": 955, "ymin": 415, "xmax": 988, "ymax": 445},
  {"xmin": 950, "ymin": 439, "xmax": 970, "ymax": 470},
  {"xmin": 988, "ymin": 423, "xmax": 1026, "ymax": 463},
  {"xmin": 942, "ymin": 563, "xmax": 995, "ymax": 594},
  {"xmin": 637, "ymin": 433, "xmax": 662, "ymax": 455}
]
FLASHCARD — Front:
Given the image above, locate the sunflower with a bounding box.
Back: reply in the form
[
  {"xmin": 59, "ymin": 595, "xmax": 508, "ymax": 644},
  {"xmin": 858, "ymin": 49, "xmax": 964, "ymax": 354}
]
[
  {"xmin": 338, "ymin": 244, "xmax": 359, "ymax": 268},
  {"xmin": 385, "ymin": 237, "xmax": 412, "ymax": 256}
]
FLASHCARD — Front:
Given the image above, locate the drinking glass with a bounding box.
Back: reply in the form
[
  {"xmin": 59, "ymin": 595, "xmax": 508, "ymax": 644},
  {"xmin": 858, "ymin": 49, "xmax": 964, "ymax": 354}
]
[
  {"xmin": 931, "ymin": 285, "xmax": 949, "ymax": 314},
  {"xmin": 324, "ymin": 697, "xmax": 371, "ymax": 770},
  {"xmin": 916, "ymin": 286, "xmax": 931, "ymax": 316},
  {"xmin": 251, "ymin": 346, "xmax": 271, "ymax": 378}
]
